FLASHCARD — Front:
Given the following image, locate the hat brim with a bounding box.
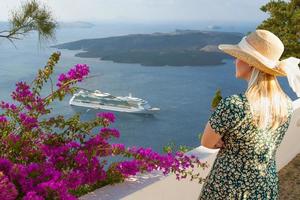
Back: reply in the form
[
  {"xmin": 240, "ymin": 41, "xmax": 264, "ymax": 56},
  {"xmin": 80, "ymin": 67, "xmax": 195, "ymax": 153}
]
[{"xmin": 218, "ymin": 44, "xmax": 286, "ymax": 77}]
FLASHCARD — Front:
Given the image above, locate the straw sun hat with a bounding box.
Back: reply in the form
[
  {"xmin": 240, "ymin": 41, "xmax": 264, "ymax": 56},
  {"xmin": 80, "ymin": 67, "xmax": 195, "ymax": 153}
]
[{"xmin": 218, "ymin": 29, "xmax": 300, "ymax": 97}]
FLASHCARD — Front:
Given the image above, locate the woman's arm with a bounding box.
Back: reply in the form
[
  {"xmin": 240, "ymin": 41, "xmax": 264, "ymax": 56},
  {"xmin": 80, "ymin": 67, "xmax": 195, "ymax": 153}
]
[
  {"xmin": 200, "ymin": 121, "xmax": 224, "ymax": 149},
  {"xmin": 213, "ymin": 138, "xmax": 224, "ymax": 148}
]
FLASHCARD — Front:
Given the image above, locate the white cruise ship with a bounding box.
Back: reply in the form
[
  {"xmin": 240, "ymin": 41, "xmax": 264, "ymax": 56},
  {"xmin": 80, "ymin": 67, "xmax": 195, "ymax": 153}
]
[{"xmin": 69, "ymin": 88, "xmax": 160, "ymax": 114}]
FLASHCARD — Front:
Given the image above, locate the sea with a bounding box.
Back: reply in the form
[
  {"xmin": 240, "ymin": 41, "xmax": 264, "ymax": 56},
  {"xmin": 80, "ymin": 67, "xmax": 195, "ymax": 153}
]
[{"xmin": 0, "ymin": 21, "xmax": 297, "ymax": 165}]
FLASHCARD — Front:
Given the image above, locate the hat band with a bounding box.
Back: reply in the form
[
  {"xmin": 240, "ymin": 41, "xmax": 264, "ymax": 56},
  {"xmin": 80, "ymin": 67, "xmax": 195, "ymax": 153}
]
[{"xmin": 237, "ymin": 36, "xmax": 279, "ymax": 68}]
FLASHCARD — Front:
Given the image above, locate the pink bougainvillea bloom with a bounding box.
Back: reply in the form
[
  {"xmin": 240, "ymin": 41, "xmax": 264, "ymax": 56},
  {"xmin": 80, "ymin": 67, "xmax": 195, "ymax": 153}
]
[
  {"xmin": 97, "ymin": 112, "xmax": 115, "ymax": 123},
  {"xmin": 0, "ymin": 171, "xmax": 18, "ymax": 200}
]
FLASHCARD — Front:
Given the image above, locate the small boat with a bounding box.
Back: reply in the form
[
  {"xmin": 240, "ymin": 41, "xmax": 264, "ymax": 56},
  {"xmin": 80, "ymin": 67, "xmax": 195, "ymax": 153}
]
[{"xmin": 69, "ymin": 88, "xmax": 160, "ymax": 114}]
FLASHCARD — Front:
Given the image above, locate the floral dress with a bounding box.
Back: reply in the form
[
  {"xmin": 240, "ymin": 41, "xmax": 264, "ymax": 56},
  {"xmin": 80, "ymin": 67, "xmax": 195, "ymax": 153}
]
[{"xmin": 197, "ymin": 93, "xmax": 293, "ymax": 200}]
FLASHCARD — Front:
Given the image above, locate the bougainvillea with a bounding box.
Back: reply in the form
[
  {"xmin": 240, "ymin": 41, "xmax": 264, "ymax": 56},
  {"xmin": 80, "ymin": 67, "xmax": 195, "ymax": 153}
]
[
  {"xmin": 0, "ymin": 52, "xmax": 208, "ymax": 199},
  {"xmin": 0, "ymin": 171, "xmax": 18, "ymax": 200},
  {"xmin": 56, "ymin": 63, "xmax": 90, "ymax": 89}
]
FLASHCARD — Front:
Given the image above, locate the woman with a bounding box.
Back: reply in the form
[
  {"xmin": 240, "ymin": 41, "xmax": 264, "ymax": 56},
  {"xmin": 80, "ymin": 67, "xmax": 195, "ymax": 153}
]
[{"xmin": 197, "ymin": 29, "xmax": 300, "ymax": 199}]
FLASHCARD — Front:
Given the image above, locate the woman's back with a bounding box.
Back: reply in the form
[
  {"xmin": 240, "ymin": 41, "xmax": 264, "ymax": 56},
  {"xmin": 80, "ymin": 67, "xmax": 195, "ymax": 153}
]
[{"xmin": 198, "ymin": 93, "xmax": 293, "ymax": 200}]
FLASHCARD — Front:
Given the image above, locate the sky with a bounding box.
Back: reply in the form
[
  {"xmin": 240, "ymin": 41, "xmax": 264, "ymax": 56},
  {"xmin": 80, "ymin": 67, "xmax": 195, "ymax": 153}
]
[{"xmin": 0, "ymin": 0, "xmax": 272, "ymax": 23}]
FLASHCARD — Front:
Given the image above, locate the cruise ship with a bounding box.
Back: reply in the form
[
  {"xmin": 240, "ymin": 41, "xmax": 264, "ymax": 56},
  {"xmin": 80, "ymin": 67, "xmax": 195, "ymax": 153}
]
[{"xmin": 69, "ymin": 88, "xmax": 160, "ymax": 114}]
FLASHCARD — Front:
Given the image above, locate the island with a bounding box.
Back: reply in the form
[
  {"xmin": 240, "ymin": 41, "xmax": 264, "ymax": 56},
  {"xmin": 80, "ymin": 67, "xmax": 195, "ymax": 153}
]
[{"xmin": 50, "ymin": 29, "xmax": 244, "ymax": 66}]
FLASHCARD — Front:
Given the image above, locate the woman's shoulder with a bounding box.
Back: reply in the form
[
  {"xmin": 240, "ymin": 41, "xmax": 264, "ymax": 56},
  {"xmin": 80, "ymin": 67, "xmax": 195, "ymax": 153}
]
[{"xmin": 220, "ymin": 93, "xmax": 245, "ymax": 109}]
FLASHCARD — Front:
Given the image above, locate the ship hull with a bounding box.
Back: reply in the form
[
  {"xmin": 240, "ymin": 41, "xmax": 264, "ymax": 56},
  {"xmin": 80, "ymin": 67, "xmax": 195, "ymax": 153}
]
[{"xmin": 69, "ymin": 96, "xmax": 159, "ymax": 114}]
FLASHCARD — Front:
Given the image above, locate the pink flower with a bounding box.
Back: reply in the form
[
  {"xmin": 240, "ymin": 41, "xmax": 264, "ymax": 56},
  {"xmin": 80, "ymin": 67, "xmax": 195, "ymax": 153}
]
[
  {"xmin": 18, "ymin": 112, "xmax": 38, "ymax": 130},
  {"xmin": 111, "ymin": 143, "xmax": 126, "ymax": 153},
  {"xmin": 11, "ymin": 81, "xmax": 34, "ymax": 103},
  {"xmin": 23, "ymin": 191, "xmax": 44, "ymax": 200},
  {"xmin": 56, "ymin": 64, "xmax": 89, "ymax": 88},
  {"xmin": 0, "ymin": 158, "xmax": 13, "ymax": 175},
  {"xmin": 116, "ymin": 160, "xmax": 141, "ymax": 177},
  {"xmin": 0, "ymin": 101, "xmax": 18, "ymax": 112},
  {"xmin": 0, "ymin": 115, "xmax": 8, "ymax": 127},
  {"xmin": 0, "ymin": 171, "xmax": 18, "ymax": 200},
  {"xmin": 100, "ymin": 127, "xmax": 120, "ymax": 139},
  {"xmin": 97, "ymin": 112, "xmax": 115, "ymax": 123}
]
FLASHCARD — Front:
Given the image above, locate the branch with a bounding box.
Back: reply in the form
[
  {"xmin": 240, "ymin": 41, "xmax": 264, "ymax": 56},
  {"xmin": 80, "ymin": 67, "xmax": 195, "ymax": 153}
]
[{"xmin": 1, "ymin": 0, "xmax": 57, "ymax": 46}]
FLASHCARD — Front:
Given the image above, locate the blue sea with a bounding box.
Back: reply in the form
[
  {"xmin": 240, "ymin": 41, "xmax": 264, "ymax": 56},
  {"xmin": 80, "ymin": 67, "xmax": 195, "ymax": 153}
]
[{"xmin": 0, "ymin": 21, "xmax": 297, "ymax": 159}]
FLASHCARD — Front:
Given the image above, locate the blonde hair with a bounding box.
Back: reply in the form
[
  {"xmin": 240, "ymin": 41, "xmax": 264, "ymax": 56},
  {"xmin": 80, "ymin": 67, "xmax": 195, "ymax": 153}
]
[{"xmin": 245, "ymin": 67, "xmax": 292, "ymax": 131}]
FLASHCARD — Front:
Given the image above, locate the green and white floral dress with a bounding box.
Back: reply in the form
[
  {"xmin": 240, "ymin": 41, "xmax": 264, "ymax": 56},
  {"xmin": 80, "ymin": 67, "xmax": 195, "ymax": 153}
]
[{"xmin": 197, "ymin": 93, "xmax": 293, "ymax": 200}]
